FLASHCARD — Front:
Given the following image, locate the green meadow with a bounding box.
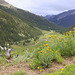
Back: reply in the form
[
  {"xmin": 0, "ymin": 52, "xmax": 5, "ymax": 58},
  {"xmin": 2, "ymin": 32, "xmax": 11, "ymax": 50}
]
[{"xmin": 0, "ymin": 28, "xmax": 75, "ymax": 75}]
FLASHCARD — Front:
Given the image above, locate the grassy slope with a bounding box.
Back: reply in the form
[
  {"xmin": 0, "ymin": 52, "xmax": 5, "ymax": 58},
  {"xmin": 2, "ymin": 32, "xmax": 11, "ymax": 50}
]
[
  {"xmin": 60, "ymin": 24, "xmax": 75, "ymax": 33},
  {"xmin": 0, "ymin": 9, "xmax": 42, "ymax": 46},
  {"xmin": 64, "ymin": 24, "xmax": 75, "ymax": 31},
  {"xmin": 0, "ymin": 31, "xmax": 75, "ymax": 75},
  {"xmin": 43, "ymin": 64, "xmax": 75, "ymax": 75},
  {"xmin": 0, "ymin": 5, "xmax": 62, "ymax": 31}
]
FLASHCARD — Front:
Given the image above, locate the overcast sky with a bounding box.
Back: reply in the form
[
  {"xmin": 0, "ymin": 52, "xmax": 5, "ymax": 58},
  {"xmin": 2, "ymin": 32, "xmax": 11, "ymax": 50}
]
[{"xmin": 5, "ymin": 0, "xmax": 75, "ymax": 16}]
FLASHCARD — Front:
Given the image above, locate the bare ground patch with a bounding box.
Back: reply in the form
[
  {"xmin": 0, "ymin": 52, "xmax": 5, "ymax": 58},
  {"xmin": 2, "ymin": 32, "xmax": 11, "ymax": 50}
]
[{"xmin": 0, "ymin": 57, "xmax": 74, "ymax": 75}]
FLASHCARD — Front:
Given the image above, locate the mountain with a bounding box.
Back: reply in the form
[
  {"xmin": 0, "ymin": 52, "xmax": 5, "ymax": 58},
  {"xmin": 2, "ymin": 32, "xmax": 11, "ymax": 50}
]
[
  {"xmin": 0, "ymin": 5, "xmax": 61, "ymax": 30},
  {"xmin": 0, "ymin": 0, "xmax": 62, "ymax": 46},
  {"xmin": 45, "ymin": 9, "xmax": 75, "ymax": 28},
  {"xmin": 0, "ymin": 9, "xmax": 42, "ymax": 46},
  {"xmin": 44, "ymin": 15, "xmax": 54, "ymax": 19}
]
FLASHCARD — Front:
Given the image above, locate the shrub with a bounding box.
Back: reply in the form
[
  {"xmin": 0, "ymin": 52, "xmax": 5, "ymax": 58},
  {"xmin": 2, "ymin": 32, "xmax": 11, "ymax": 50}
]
[
  {"xmin": 30, "ymin": 46, "xmax": 62, "ymax": 69},
  {"xmin": 30, "ymin": 28, "xmax": 75, "ymax": 70}
]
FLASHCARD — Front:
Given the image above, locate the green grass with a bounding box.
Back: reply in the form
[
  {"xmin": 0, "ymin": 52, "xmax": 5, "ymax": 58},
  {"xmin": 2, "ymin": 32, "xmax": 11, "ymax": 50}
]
[
  {"xmin": 73, "ymin": 56, "xmax": 75, "ymax": 63},
  {"xmin": 0, "ymin": 57, "xmax": 5, "ymax": 65},
  {"xmin": 10, "ymin": 70, "xmax": 26, "ymax": 75}
]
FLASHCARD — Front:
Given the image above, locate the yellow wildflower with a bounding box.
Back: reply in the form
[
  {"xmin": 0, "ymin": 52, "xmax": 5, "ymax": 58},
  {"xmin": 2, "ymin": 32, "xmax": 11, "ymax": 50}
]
[
  {"xmin": 65, "ymin": 36, "xmax": 67, "ymax": 38},
  {"xmin": 66, "ymin": 65, "xmax": 67, "ymax": 67},
  {"xmin": 57, "ymin": 33, "xmax": 59, "ymax": 35},
  {"xmin": 60, "ymin": 71, "xmax": 62, "ymax": 74},
  {"xmin": 43, "ymin": 44, "xmax": 45, "ymax": 47},
  {"xmin": 73, "ymin": 27, "xmax": 75, "ymax": 29},
  {"xmin": 45, "ymin": 41, "xmax": 47, "ymax": 42},
  {"xmin": 49, "ymin": 41, "xmax": 50, "ymax": 43},
  {"xmin": 45, "ymin": 52, "xmax": 47, "ymax": 53},
  {"xmin": 49, "ymin": 36, "xmax": 51, "ymax": 38},
  {"xmin": 48, "ymin": 47, "xmax": 49, "ymax": 49},
  {"xmin": 63, "ymin": 33, "xmax": 65, "ymax": 35},
  {"xmin": 66, "ymin": 32, "xmax": 68, "ymax": 34},
  {"xmin": 38, "ymin": 51, "xmax": 40, "ymax": 53},
  {"xmin": 53, "ymin": 36, "xmax": 55, "ymax": 39},
  {"xmin": 69, "ymin": 31, "xmax": 73, "ymax": 33},
  {"xmin": 46, "ymin": 44, "xmax": 48, "ymax": 46},
  {"xmin": 61, "ymin": 37, "xmax": 63, "ymax": 40},
  {"xmin": 46, "ymin": 49, "xmax": 49, "ymax": 50},
  {"xmin": 55, "ymin": 35, "xmax": 57, "ymax": 37},
  {"xmin": 33, "ymin": 63, "xmax": 34, "ymax": 65},
  {"xmin": 50, "ymin": 49, "xmax": 52, "ymax": 51},
  {"xmin": 73, "ymin": 31, "xmax": 75, "ymax": 32},
  {"xmin": 65, "ymin": 40, "xmax": 67, "ymax": 43},
  {"xmin": 40, "ymin": 70, "xmax": 42, "ymax": 72},
  {"xmin": 68, "ymin": 36, "xmax": 70, "ymax": 38},
  {"xmin": 51, "ymin": 35, "xmax": 53, "ymax": 37},
  {"xmin": 37, "ymin": 67, "xmax": 39, "ymax": 69},
  {"xmin": 30, "ymin": 64, "xmax": 32, "ymax": 66},
  {"xmin": 40, "ymin": 45, "xmax": 42, "ymax": 48},
  {"xmin": 56, "ymin": 51, "xmax": 57, "ymax": 53},
  {"xmin": 61, "ymin": 68, "xmax": 64, "ymax": 70},
  {"xmin": 40, "ymin": 50, "xmax": 43, "ymax": 53},
  {"xmin": 55, "ymin": 38, "xmax": 57, "ymax": 40},
  {"xmin": 70, "ymin": 68, "xmax": 72, "ymax": 69},
  {"xmin": 51, "ymin": 39, "xmax": 53, "ymax": 41}
]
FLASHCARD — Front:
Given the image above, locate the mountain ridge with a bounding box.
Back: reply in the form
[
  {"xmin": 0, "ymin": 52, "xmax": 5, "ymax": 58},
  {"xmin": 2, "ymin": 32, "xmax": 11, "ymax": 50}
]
[
  {"xmin": 0, "ymin": 0, "xmax": 63, "ymax": 46},
  {"xmin": 0, "ymin": 9, "xmax": 42, "ymax": 46},
  {"xmin": 0, "ymin": 5, "xmax": 62, "ymax": 30},
  {"xmin": 45, "ymin": 9, "xmax": 75, "ymax": 28}
]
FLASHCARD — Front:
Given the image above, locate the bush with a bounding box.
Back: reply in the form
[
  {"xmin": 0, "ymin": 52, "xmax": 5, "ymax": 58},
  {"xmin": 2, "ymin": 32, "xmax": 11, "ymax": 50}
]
[
  {"xmin": 30, "ymin": 28, "xmax": 75, "ymax": 70},
  {"xmin": 30, "ymin": 46, "xmax": 62, "ymax": 69}
]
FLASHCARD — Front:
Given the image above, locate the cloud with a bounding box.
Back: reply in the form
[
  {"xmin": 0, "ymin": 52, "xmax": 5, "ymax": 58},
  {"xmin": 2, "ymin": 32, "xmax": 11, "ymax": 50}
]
[{"xmin": 5, "ymin": 0, "xmax": 75, "ymax": 16}]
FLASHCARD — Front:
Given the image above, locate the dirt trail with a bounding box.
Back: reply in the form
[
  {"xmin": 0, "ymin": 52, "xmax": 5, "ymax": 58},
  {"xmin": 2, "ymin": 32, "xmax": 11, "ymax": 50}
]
[{"xmin": 0, "ymin": 57, "xmax": 74, "ymax": 75}]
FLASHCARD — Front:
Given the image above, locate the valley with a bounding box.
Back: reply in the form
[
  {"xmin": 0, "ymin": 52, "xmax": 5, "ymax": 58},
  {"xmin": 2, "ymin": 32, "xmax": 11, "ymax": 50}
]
[{"xmin": 0, "ymin": 0, "xmax": 75, "ymax": 75}]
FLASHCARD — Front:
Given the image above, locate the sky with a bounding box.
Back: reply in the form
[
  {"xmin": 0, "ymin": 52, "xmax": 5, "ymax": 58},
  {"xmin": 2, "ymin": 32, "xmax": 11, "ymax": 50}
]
[{"xmin": 5, "ymin": 0, "xmax": 75, "ymax": 16}]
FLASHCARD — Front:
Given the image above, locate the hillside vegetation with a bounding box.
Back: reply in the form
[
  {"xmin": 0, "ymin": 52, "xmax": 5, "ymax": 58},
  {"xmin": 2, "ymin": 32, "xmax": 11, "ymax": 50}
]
[
  {"xmin": 0, "ymin": 5, "xmax": 62, "ymax": 31},
  {"xmin": 0, "ymin": 3, "xmax": 63, "ymax": 46},
  {"xmin": 45, "ymin": 9, "xmax": 75, "ymax": 28},
  {"xmin": 0, "ymin": 28, "xmax": 75, "ymax": 75},
  {"xmin": 60, "ymin": 24, "xmax": 75, "ymax": 33},
  {"xmin": 0, "ymin": 9, "xmax": 42, "ymax": 46}
]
